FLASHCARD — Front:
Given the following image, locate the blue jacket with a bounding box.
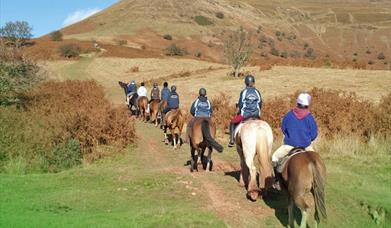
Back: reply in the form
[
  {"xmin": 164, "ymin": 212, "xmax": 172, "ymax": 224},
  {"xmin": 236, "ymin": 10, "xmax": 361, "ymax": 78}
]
[
  {"xmin": 161, "ymin": 87, "xmax": 170, "ymax": 101},
  {"xmin": 167, "ymin": 91, "xmax": 179, "ymax": 109},
  {"xmin": 190, "ymin": 96, "xmax": 212, "ymax": 117},
  {"xmin": 127, "ymin": 84, "xmax": 137, "ymax": 94},
  {"xmin": 238, "ymin": 87, "xmax": 262, "ymax": 119},
  {"xmin": 282, "ymin": 109, "xmax": 318, "ymax": 148}
]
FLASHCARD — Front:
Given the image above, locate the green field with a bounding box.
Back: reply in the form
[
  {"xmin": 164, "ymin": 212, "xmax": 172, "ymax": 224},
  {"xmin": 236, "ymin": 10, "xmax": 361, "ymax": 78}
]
[{"xmin": 1, "ymin": 122, "xmax": 390, "ymax": 227}]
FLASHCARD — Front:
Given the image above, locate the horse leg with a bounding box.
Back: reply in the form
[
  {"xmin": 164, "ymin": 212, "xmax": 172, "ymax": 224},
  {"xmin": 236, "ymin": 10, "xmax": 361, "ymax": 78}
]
[
  {"xmin": 288, "ymin": 195, "xmax": 295, "ymax": 228},
  {"xmin": 190, "ymin": 147, "xmax": 196, "ymax": 172},
  {"xmin": 164, "ymin": 126, "xmax": 169, "ymax": 145},
  {"xmin": 205, "ymin": 146, "xmax": 213, "ymax": 172},
  {"xmin": 172, "ymin": 129, "xmax": 177, "ymax": 149},
  {"xmin": 237, "ymin": 145, "xmax": 248, "ymax": 187},
  {"xmin": 245, "ymin": 154, "xmax": 259, "ymax": 201},
  {"xmin": 295, "ymin": 194, "xmax": 309, "ymax": 228}
]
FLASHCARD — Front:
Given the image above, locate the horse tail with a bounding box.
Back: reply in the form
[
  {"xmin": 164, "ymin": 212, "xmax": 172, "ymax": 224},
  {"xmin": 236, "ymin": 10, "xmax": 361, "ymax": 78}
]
[
  {"xmin": 311, "ymin": 159, "xmax": 327, "ymax": 221},
  {"xmin": 201, "ymin": 119, "xmax": 223, "ymax": 153}
]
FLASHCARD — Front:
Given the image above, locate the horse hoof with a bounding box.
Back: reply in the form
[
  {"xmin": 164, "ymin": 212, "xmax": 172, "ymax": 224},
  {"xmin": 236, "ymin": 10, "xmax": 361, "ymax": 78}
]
[
  {"xmin": 247, "ymin": 191, "xmax": 259, "ymax": 201},
  {"xmin": 209, "ymin": 160, "xmax": 213, "ymax": 171}
]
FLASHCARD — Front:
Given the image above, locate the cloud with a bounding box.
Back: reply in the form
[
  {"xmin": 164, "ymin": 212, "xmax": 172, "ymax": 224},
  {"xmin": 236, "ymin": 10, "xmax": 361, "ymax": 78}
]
[{"xmin": 63, "ymin": 8, "xmax": 102, "ymax": 26}]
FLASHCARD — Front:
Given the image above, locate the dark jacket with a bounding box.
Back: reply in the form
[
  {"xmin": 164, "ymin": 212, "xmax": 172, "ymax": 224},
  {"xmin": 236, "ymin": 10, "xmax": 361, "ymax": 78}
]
[
  {"xmin": 167, "ymin": 91, "xmax": 179, "ymax": 109},
  {"xmin": 282, "ymin": 108, "xmax": 318, "ymax": 148},
  {"xmin": 238, "ymin": 87, "xmax": 262, "ymax": 119},
  {"xmin": 127, "ymin": 84, "xmax": 137, "ymax": 94},
  {"xmin": 190, "ymin": 96, "xmax": 212, "ymax": 117},
  {"xmin": 151, "ymin": 87, "xmax": 160, "ymax": 100},
  {"xmin": 161, "ymin": 87, "xmax": 170, "ymax": 101}
]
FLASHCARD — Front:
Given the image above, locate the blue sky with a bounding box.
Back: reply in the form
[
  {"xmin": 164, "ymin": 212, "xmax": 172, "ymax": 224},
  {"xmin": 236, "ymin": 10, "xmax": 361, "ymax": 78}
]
[{"xmin": 0, "ymin": 0, "xmax": 118, "ymax": 37}]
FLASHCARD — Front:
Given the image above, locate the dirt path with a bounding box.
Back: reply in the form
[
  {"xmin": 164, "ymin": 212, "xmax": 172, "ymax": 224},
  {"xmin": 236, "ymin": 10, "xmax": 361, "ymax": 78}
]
[{"xmin": 135, "ymin": 121, "xmax": 283, "ymax": 227}]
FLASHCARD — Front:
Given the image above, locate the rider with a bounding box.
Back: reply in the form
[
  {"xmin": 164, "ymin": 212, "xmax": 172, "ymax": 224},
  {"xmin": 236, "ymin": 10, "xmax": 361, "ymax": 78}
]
[
  {"xmin": 272, "ymin": 93, "xmax": 318, "ymax": 169},
  {"xmin": 147, "ymin": 82, "xmax": 160, "ymax": 112},
  {"xmin": 126, "ymin": 81, "xmax": 137, "ymax": 104},
  {"xmin": 190, "ymin": 88, "xmax": 212, "ymax": 118},
  {"xmin": 161, "ymin": 85, "xmax": 179, "ymax": 126},
  {"xmin": 137, "ymin": 82, "xmax": 148, "ymax": 110},
  {"xmin": 228, "ymin": 75, "xmax": 263, "ymax": 147}
]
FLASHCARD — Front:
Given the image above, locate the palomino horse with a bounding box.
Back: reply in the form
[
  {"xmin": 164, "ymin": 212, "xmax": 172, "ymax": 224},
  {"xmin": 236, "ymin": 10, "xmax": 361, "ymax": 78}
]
[
  {"xmin": 149, "ymin": 99, "xmax": 160, "ymax": 126},
  {"xmin": 163, "ymin": 109, "xmax": 185, "ymax": 149},
  {"xmin": 235, "ymin": 119, "xmax": 274, "ymax": 201},
  {"xmin": 186, "ymin": 117, "xmax": 223, "ymax": 172},
  {"xmin": 118, "ymin": 81, "xmax": 138, "ymax": 113},
  {"xmin": 281, "ymin": 149, "xmax": 327, "ymax": 228},
  {"xmin": 137, "ymin": 96, "xmax": 149, "ymax": 121}
]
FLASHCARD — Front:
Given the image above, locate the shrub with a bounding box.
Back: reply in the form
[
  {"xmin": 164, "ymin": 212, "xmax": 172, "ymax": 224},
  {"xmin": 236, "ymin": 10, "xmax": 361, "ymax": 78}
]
[
  {"xmin": 275, "ymin": 31, "xmax": 282, "ymax": 37},
  {"xmin": 374, "ymin": 93, "xmax": 391, "ymax": 138},
  {"xmin": 194, "ymin": 50, "xmax": 202, "ymax": 58},
  {"xmin": 163, "ymin": 34, "xmax": 173, "ymax": 40},
  {"xmin": 280, "ymin": 51, "xmax": 288, "ymax": 58},
  {"xmin": 49, "ymin": 138, "xmax": 82, "ymax": 172},
  {"xmin": 164, "ymin": 44, "xmax": 187, "ymax": 56},
  {"xmin": 304, "ymin": 47, "xmax": 316, "ymax": 60},
  {"xmin": 270, "ymin": 47, "xmax": 279, "ymax": 56},
  {"xmin": 59, "ymin": 44, "xmax": 80, "ymax": 58},
  {"xmin": 117, "ymin": 39, "xmax": 127, "ymax": 46},
  {"xmin": 0, "ymin": 21, "xmax": 33, "ymax": 47},
  {"xmin": 377, "ymin": 52, "xmax": 385, "ymax": 60},
  {"xmin": 211, "ymin": 93, "xmax": 236, "ymax": 132},
  {"xmin": 215, "ymin": 12, "xmax": 224, "ymax": 19},
  {"xmin": 194, "ymin": 15, "xmax": 213, "ymax": 26},
  {"xmin": 290, "ymin": 50, "xmax": 301, "ymax": 58},
  {"xmin": 50, "ymin": 30, "xmax": 63, "ymax": 41},
  {"xmin": 129, "ymin": 66, "xmax": 139, "ymax": 72},
  {"xmin": 304, "ymin": 43, "xmax": 309, "ymax": 49},
  {"xmin": 366, "ymin": 49, "xmax": 371, "ymax": 54},
  {"xmin": 368, "ymin": 60, "xmax": 374, "ymax": 65},
  {"xmin": 287, "ymin": 33, "xmax": 296, "ymax": 41},
  {"xmin": 260, "ymin": 52, "xmax": 268, "ymax": 58}
]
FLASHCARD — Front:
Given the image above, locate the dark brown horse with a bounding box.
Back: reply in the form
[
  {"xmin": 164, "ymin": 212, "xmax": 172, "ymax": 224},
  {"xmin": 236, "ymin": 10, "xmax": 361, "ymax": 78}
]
[
  {"xmin": 186, "ymin": 117, "xmax": 223, "ymax": 172},
  {"xmin": 137, "ymin": 96, "xmax": 149, "ymax": 121},
  {"xmin": 118, "ymin": 81, "xmax": 138, "ymax": 113},
  {"xmin": 281, "ymin": 150, "xmax": 327, "ymax": 228},
  {"xmin": 149, "ymin": 99, "xmax": 160, "ymax": 127},
  {"xmin": 163, "ymin": 109, "xmax": 185, "ymax": 149}
]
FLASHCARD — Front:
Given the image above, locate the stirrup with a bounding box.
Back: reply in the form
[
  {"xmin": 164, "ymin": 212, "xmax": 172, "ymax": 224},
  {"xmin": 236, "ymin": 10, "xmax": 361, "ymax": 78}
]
[{"xmin": 228, "ymin": 142, "xmax": 235, "ymax": 147}]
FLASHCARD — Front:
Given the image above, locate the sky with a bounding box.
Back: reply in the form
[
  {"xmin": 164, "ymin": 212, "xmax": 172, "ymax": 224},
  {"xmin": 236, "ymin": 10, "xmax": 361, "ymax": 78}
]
[{"xmin": 0, "ymin": 0, "xmax": 118, "ymax": 37}]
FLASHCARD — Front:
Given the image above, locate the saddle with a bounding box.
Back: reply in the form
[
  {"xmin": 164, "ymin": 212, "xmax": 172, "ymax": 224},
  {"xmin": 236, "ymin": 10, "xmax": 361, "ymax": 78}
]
[{"xmin": 276, "ymin": 147, "xmax": 306, "ymax": 173}]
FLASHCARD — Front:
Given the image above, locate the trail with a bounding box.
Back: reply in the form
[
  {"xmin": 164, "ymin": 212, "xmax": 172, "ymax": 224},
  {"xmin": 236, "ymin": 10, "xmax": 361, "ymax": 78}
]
[{"xmin": 135, "ymin": 121, "xmax": 282, "ymax": 227}]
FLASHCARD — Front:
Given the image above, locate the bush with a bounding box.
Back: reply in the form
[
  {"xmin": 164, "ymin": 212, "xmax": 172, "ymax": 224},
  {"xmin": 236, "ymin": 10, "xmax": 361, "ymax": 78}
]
[
  {"xmin": 0, "ymin": 21, "xmax": 33, "ymax": 47},
  {"xmin": 215, "ymin": 12, "xmax": 224, "ymax": 19},
  {"xmin": 374, "ymin": 93, "xmax": 391, "ymax": 138},
  {"xmin": 163, "ymin": 34, "xmax": 173, "ymax": 40},
  {"xmin": 304, "ymin": 47, "xmax": 316, "ymax": 60},
  {"xmin": 117, "ymin": 39, "xmax": 127, "ymax": 46},
  {"xmin": 211, "ymin": 93, "xmax": 236, "ymax": 132},
  {"xmin": 59, "ymin": 44, "xmax": 80, "ymax": 58},
  {"xmin": 368, "ymin": 60, "xmax": 374, "ymax": 65},
  {"xmin": 0, "ymin": 80, "xmax": 136, "ymax": 173},
  {"xmin": 50, "ymin": 30, "xmax": 63, "ymax": 41},
  {"xmin": 194, "ymin": 15, "xmax": 213, "ymax": 26},
  {"xmin": 194, "ymin": 50, "xmax": 202, "ymax": 58},
  {"xmin": 304, "ymin": 43, "xmax": 309, "ymax": 49},
  {"xmin": 164, "ymin": 44, "xmax": 187, "ymax": 56},
  {"xmin": 377, "ymin": 52, "xmax": 386, "ymax": 60},
  {"xmin": 275, "ymin": 31, "xmax": 282, "ymax": 37},
  {"xmin": 366, "ymin": 49, "xmax": 371, "ymax": 54},
  {"xmin": 270, "ymin": 47, "xmax": 279, "ymax": 56},
  {"xmin": 290, "ymin": 50, "xmax": 301, "ymax": 58},
  {"xmin": 280, "ymin": 51, "xmax": 288, "ymax": 58}
]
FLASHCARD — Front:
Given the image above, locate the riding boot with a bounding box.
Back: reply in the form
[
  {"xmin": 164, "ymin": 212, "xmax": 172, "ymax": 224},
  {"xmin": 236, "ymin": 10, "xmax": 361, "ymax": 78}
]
[
  {"xmin": 273, "ymin": 164, "xmax": 282, "ymax": 190},
  {"xmin": 228, "ymin": 123, "xmax": 235, "ymax": 147}
]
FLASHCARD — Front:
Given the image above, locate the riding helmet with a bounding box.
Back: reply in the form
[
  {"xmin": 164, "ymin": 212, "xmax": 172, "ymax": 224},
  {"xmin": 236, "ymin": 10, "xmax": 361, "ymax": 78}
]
[
  {"xmin": 153, "ymin": 82, "xmax": 158, "ymax": 87},
  {"xmin": 171, "ymin": 85, "xmax": 177, "ymax": 92},
  {"xmin": 199, "ymin": 88, "xmax": 207, "ymax": 96},
  {"xmin": 141, "ymin": 82, "xmax": 145, "ymax": 86},
  {"xmin": 163, "ymin": 82, "xmax": 168, "ymax": 87},
  {"xmin": 244, "ymin": 75, "xmax": 255, "ymax": 87}
]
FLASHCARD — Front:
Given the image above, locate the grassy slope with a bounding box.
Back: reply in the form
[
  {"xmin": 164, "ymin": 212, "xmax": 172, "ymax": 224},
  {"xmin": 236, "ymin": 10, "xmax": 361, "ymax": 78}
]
[{"xmin": 1, "ymin": 122, "xmax": 390, "ymax": 227}]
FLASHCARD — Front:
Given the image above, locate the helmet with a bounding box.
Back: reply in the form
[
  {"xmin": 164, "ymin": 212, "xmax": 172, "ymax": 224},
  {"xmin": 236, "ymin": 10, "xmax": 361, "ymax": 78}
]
[
  {"xmin": 131, "ymin": 80, "xmax": 135, "ymax": 84},
  {"xmin": 171, "ymin": 85, "xmax": 176, "ymax": 92},
  {"xmin": 153, "ymin": 82, "xmax": 158, "ymax": 87},
  {"xmin": 297, "ymin": 93, "xmax": 311, "ymax": 106},
  {"xmin": 199, "ymin": 88, "xmax": 206, "ymax": 96},
  {"xmin": 163, "ymin": 82, "xmax": 168, "ymax": 87},
  {"xmin": 244, "ymin": 75, "xmax": 255, "ymax": 87},
  {"xmin": 141, "ymin": 82, "xmax": 145, "ymax": 86}
]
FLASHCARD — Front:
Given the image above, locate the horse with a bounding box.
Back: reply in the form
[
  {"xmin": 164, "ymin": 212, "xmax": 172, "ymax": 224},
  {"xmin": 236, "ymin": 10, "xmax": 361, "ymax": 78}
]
[
  {"xmin": 280, "ymin": 149, "xmax": 327, "ymax": 228},
  {"xmin": 118, "ymin": 81, "xmax": 138, "ymax": 113},
  {"xmin": 149, "ymin": 99, "xmax": 161, "ymax": 127},
  {"xmin": 137, "ymin": 96, "xmax": 149, "ymax": 121},
  {"xmin": 235, "ymin": 119, "xmax": 274, "ymax": 201},
  {"xmin": 158, "ymin": 100, "xmax": 168, "ymax": 129},
  {"xmin": 186, "ymin": 117, "xmax": 223, "ymax": 172},
  {"xmin": 163, "ymin": 109, "xmax": 185, "ymax": 149}
]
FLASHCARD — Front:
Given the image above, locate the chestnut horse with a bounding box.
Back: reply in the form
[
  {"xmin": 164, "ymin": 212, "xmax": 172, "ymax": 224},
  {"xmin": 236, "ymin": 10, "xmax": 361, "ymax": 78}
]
[
  {"xmin": 137, "ymin": 96, "xmax": 149, "ymax": 121},
  {"xmin": 163, "ymin": 109, "xmax": 185, "ymax": 149},
  {"xmin": 281, "ymin": 149, "xmax": 327, "ymax": 228},
  {"xmin": 186, "ymin": 117, "xmax": 223, "ymax": 172},
  {"xmin": 149, "ymin": 99, "xmax": 160, "ymax": 126},
  {"xmin": 235, "ymin": 119, "xmax": 274, "ymax": 201}
]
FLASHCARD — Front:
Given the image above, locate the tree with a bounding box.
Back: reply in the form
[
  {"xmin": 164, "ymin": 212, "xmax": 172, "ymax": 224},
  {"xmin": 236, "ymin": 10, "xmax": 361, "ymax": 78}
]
[
  {"xmin": 224, "ymin": 27, "xmax": 253, "ymax": 77},
  {"xmin": 0, "ymin": 21, "xmax": 33, "ymax": 47},
  {"xmin": 50, "ymin": 30, "xmax": 63, "ymax": 41}
]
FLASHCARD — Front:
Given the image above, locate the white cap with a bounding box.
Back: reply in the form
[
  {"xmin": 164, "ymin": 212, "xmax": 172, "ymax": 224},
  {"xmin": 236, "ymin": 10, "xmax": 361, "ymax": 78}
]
[{"xmin": 297, "ymin": 93, "xmax": 311, "ymax": 106}]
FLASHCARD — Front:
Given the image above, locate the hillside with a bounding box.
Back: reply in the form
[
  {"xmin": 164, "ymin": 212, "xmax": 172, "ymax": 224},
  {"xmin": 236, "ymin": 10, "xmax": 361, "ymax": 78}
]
[{"xmin": 34, "ymin": 0, "xmax": 391, "ymax": 69}]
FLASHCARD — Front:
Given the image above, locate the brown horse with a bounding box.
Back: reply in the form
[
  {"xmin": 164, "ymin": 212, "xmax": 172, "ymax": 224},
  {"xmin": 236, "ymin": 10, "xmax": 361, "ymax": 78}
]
[
  {"xmin": 158, "ymin": 100, "xmax": 168, "ymax": 129},
  {"xmin": 163, "ymin": 109, "xmax": 185, "ymax": 149},
  {"xmin": 137, "ymin": 96, "xmax": 149, "ymax": 121},
  {"xmin": 281, "ymin": 149, "xmax": 327, "ymax": 228},
  {"xmin": 235, "ymin": 119, "xmax": 274, "ymax": 201},
  {"xmin": 186, "ymin": 117, "xmax": 223, "ymax": 172},
  {"xmin": 149, "ymin": 99, "xmax": 160, "ymax": 127}
]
